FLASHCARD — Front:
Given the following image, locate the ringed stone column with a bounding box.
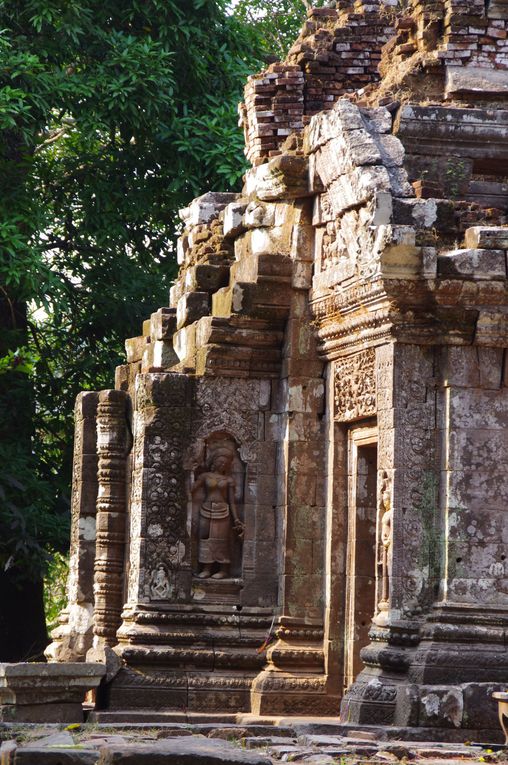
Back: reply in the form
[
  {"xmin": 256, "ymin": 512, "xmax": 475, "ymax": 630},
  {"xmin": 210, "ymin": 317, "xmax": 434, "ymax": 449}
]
[
  {"xmin": 46, "ymin": 392, "xmax": 99, "ymax": 661},
  {"xmin": 89, "ymin": 389, "xmax": 130, "ymax": 652}
]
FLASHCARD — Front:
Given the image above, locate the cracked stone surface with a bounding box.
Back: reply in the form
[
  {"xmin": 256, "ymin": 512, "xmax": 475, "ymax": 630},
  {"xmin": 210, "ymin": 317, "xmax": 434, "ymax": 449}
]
[{"xmin": 1, "ymin": 722, "xmax": 506, "ymax": 764}]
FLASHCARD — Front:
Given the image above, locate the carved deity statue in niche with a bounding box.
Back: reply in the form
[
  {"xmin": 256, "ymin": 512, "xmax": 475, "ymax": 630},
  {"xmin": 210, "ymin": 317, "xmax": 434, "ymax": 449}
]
[
  {"xmin": 190, "ymin": 439, "xmax": 244, "ymax": 580},
  {"xmin": 374, "ymin": 471, "xmax": 392, "ymax": 627}
]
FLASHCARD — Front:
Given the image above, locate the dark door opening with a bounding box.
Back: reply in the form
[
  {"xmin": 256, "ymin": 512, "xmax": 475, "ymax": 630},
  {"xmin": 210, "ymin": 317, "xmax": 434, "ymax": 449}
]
[{"xmin": 345, "ymin": 431, "xmax": 377, "ymax": 690}]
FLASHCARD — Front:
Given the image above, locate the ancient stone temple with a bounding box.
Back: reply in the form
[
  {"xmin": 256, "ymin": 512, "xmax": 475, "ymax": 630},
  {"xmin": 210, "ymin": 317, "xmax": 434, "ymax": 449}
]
[{"xmin": 47, "ymin": 0, "xmax": 508, "ymax": 741}]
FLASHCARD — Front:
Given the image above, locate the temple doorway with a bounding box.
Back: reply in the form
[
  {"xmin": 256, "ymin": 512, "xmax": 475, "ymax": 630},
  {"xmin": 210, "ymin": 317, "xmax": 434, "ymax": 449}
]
[{"xmin": 344, "ymin": 426, "xmax": 378, "ymax": 690}]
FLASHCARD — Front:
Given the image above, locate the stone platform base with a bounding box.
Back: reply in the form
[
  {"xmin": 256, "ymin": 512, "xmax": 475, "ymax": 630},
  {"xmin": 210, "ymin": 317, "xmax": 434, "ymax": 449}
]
[
  {"xmin": 102, "ymin": 667, "xmax": 257, "ymax": 713},
  {"xmin": 315, "ymin": 722, "xmax": 505, "ymax": 745},
  {"xmin": 0, "ymin": 662, "xmax": 105, "ymax": 724},
  {"xmin": 1, "ymin": 717, "xmax": 504, "ymax": 764},
  {"xmin": 89, "ymin": 710, "xmax": 241, "ymax": 724},
  {"xmin": 250, "ymin": 670, "xmax": 340, "ymax": 716},
  {"xmin": 0, "ymin": 701, "xmax": 85, "ymax": 724},
  {"xmin": 87, "ymin": 713, "xmax": 505, "ymax": 744}
]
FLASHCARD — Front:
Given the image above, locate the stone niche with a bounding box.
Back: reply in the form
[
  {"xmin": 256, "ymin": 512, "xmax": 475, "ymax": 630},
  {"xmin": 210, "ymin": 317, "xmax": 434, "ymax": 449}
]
[{"xmin": 48, "ymin": 0, "xmax": 508, "ymax": 738}]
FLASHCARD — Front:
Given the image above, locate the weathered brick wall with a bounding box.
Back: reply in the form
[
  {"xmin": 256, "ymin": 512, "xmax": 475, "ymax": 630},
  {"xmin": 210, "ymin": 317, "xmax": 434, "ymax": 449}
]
[
  {"xmin": 384, "ymin": 0, "xmax": 508, "ymax": 72},
  {"xmin": 240, "ymin": 3, "xmax": 395, "ymax": 166}
]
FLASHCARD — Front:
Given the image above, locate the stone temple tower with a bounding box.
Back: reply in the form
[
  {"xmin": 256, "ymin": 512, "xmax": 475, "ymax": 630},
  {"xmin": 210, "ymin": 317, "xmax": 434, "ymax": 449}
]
[{"xmin": 48, "ymin": 0, "xmax": 508, "ymax": 740}]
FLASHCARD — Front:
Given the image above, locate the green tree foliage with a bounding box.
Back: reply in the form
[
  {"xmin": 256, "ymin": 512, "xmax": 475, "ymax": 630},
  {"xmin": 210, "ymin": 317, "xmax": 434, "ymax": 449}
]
[
  {"xmin": 232, "ymin": 0, "xmax": 330, "ymax": 59},
  {"xmin": 0, "ymin": 0, "xmax": 268, "ymax": 650}
]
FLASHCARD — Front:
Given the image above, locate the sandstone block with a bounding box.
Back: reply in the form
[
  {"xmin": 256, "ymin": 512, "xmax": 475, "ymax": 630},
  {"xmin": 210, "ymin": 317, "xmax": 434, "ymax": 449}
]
[
  {"xmin": 372, "ymin": 191, "xmax": 393, "ymax": 225},
  {"xmin": 249, "ymin": 225, "xmax": 290, "ymax": 256},
  {"xmin": 243, "ymin": 201, "xmax": 276, "ymax": 229},
  {"xmin": 418, "ymin": 686, "xmax": 464, "ymax": 729},
  {"xmin": 125, "ymin": 335, "xmax": 149, "ymax": 364},
  {"xmin": 327, "ymin": 166, "xmax": 392, "ymax": 216},
  {"xmin": 179, "ymin": 192, "xmax": 237, "ymax": 227},
  {"xmin": 441, "ymin": 347, "xmax": 480, "ymax": 388},
  {"xmin": 393, "ymin": 198, "xmax": 439, "ymax": 228},
  {"xmin": 150, "ymin": 307, "xmax": 176, "ymax": 341},
  {"xmin": 211, "ymin": 287, "xmax": 233, "ymax": 318},
  {"xmin": 223, "ymin": 200, "xmax": 248, "ymax": 238},
  {"xmin": 185, "ymin": 264, "xmax": 230, "ymax": 293},
  {"xmin": 173, "ymin": 324, "xmax": 196, "ymax": 364},
  {"xmin": 114, "ymin": 364, "xmax": 130, "ymax": 392},
  {"xmin": 446, "ymin": 65, "xmax": 508, "ymax": 98},
  {"xmin": 290, "ymin": 224, "xmax": 314, "ymax": 262},
  {"xmin": 149, "ymin": 340, "xmax": 177, "ymax": 369},
  {"xmin": 312, "ymin": 193, "xmax": 335, "ymax": 226},
  {"xmin": 15, "ymin": 746, "xmax": 99, "ymax": 764},
  {"xmin": 176, "ymin": 291, "xmax": 210, "ymax": 329},
  {"xmin": 246, "ymin": 155, "xmax": 310, "ymax": 201},
  {"xmin": 231, "ymin": 282, "xmax": 290, "ymax": 322},
  {"xmin": 362, "ymin": 106, "xmax": 392, "ymax": 134},
  {"xmin": 464, "ymin": 226, "xmax": 508, "ymax": 251},
  {"xmin": 463, "ymin": 682, "xmax": 504, "ymax": 729},
  {"xmin": 387, "ymin": 166, "xmax": 413, "ymax": 197},
  {"xmin": 177, "ymin": 233, "xmax": 188, "ymax": 265},
  {"xmin": 141, "ymin": 341, "xmax": 154, "ymax": 372},
  {"xmin": 169, "ymin": 279, "xmax": 184, "ymax": 309},
  {"xmin": 308, "ymin": 153, "xmax": 325, "ymax": 194},
  {"xmin": 232, "ymin": 253, "xmax": 292, "ymax": 286},
  {"xmin": 292, "ymin": 261, "xmax": 313, "ymax": 289},
  {"xmin": 437, "ymin": 248, "xmax": 506, "ymax": 279},
  {"xmin": 95, "ymin": 737, "xmax": 272, "ymax": 764},
  {"xmin": 0, "ymin": 662, "xmax": 105, "ymax": 723},
  {"xmin": 306, "ymin": 99, "xmax": 364, "ymax": 153},
  {"xmin": 77, "ymin": 390, "xmax": 100, "ymax": 419},
  {"xmin": 475, "ymin": 310, "xmax": 508, "ymax": 346},
  {"xmin": 341, "ymin": 127, "xmax": 383, "ymax": 167},
  {"xmin": 314, "ymin": 131, "xmax": 382, "ymax": 188}
]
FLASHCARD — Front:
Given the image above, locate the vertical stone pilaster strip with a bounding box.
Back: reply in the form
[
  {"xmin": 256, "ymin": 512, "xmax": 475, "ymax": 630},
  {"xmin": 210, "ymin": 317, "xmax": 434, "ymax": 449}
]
[
  {"xmin": 376, "ymin": 343, "xmax": 438, "ymax": 619},
  {"xmin": 251, "ymin": 294, "xmax": 338, "ymax": 716},
  {"xmin": 46, "ymin": 392, "xmax": 99, "ymax": 661},
  {"xmin": 92, "ymin": 389, "xmax": 129, "ymax": 648}
]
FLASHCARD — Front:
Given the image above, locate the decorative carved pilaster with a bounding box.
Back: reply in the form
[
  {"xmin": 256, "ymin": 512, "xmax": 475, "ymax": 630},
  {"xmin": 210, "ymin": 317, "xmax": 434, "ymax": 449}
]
[
  {"xmin": 125, "ymin": 373, "xmax": 192, "ymax": 607},
  {"xmin": 46, "ymin": 392, "xmax": 99, "ymax": 662},
  {"xmin": 91, "ymin": 389, "xmax": 129, "ymax": 648}
]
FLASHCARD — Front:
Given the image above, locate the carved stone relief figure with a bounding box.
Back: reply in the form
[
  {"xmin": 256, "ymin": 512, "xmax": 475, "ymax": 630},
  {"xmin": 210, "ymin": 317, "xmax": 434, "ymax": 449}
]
[
  {"xmin": 149, "ymin": 562, "xmax": 171, "ymax": 599},
  {"xmin": 374, "ymin": 471, "xmax": 392, "ymax": 627},
  {"xmin": 190, "ymin": 435, "xmax": 245, "ymax": 580}
]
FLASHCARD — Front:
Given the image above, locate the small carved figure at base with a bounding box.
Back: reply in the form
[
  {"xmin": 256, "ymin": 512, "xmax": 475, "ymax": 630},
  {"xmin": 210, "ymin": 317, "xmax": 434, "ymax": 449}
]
[
  {"xmin": 191, "ymin": 446, "xmax": 244, "ymax": 580},
  {"xmin": 149, "ymin": 563, "xmax": 171, "ymax": 599}
]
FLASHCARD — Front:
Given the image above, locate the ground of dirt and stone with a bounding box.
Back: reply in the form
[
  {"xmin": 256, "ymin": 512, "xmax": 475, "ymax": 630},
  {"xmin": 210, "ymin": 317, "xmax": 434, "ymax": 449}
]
[{"xmin": 1, "ymin": 719, "xmax": 507, "ymax": 765}]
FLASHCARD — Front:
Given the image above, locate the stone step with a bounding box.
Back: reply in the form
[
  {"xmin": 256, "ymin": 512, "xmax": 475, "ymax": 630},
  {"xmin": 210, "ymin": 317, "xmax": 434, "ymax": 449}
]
[{"xmin": 242, "ymin": 736, "xmax": 298, "ymax": 749}]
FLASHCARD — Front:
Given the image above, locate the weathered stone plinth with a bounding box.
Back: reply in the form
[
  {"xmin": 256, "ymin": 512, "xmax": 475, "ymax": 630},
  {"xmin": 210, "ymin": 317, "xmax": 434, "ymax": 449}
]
[
  {"xmin": 250, "ymin": 620, "xmax": 339, "ymax": 716},
  {"xmin": 0, "ymin": 662, "xmax": 105, "ymax": 722},
  {"xmin": 340, "ymin": 605, "xmax": 508, "ymax": 739},
  {"xmin": 101, "ymin": 605, "xmax": 272, "ymax": 713}
]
